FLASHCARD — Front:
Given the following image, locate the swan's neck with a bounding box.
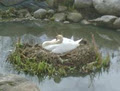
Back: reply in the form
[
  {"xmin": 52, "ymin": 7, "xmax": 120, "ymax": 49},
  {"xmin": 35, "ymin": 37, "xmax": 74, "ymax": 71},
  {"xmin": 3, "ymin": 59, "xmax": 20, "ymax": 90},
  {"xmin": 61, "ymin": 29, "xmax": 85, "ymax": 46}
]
[{"xmin": 42, "ymin": 39, "xmax": 62, "ymax": 47}]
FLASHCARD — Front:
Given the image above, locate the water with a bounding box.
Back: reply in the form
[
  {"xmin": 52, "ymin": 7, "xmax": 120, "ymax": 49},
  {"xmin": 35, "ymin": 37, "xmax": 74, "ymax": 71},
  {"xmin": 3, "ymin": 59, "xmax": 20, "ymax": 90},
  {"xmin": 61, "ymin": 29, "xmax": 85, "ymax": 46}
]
[{"xmin": 0, "ymin": 21, "xmax": 120, "ymax": 91}]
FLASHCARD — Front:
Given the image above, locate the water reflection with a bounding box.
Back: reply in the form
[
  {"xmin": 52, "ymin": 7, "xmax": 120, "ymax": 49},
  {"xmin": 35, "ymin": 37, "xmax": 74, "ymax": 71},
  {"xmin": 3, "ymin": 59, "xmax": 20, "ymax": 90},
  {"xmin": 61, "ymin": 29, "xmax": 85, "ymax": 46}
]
[{"xmin": 0, "ymin": 22, "xmax": 120, "ymax": 91}]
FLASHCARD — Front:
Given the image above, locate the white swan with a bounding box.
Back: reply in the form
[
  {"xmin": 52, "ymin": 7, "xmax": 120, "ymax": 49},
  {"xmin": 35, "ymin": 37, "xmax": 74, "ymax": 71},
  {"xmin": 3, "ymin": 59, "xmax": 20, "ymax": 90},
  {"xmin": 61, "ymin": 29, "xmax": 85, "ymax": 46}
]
[{"xmin": 42, "ymin": 35, "xmax": 82, "ymax": 54}]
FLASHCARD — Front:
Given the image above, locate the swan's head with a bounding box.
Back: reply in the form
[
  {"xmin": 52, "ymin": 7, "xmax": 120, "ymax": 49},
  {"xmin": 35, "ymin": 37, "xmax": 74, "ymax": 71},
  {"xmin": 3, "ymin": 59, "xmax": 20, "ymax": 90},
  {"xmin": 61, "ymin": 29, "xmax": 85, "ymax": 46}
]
[{"xmin": 56, "ymin": 35, "xmax": 63, "ymax": 43}]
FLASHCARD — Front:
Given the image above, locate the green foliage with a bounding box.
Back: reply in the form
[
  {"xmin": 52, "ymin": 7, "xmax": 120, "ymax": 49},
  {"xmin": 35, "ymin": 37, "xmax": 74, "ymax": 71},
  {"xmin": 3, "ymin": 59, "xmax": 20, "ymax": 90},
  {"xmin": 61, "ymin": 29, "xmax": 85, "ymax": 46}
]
[{"xmin": 0, "ymin": 7, "xmax": 17, "ymax": 19}]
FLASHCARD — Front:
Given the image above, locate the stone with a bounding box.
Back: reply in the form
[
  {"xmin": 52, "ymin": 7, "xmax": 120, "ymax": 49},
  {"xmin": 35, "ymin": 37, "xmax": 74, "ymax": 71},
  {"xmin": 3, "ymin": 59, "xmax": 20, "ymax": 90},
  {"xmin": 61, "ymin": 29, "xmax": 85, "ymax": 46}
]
[
  {"xmin": 0, "ymin": 74, "xmax": 40, "ymax": 91},
  {"xmin": 81, "ymin": 19, "xmax": 91, "ymax": 25},
  {"xmin": 67, "ymin": 12, "xmax": 83, "ymax": 22},
  {"xmin": 74, "ymin": 0, "xmax": 93, "ymax": 8},
  {"xmin": 53, "ymin": 13, "xmax": 66, "ymax": 22},
  {"xmin": 63, "ymin": 21, "xmax": 70, "ymax": 24},
  {"xmin": 9, "ymin": 82, "xmax": 39, "ymax": 91},
  {"xmin": 90, "ymin": 15, "xmax": 117, "ymax": 25},
  {"xmin": 34, "ymin": 9, "xmax": 47, "ymax": 19},
  {"xmin": 113, "ymin": 18, "xmax": 120, "ymax": 28},
  {"xmin": 93, "ymin": 0, "xmax": 120, "ymax": 16},
  {"xmin": 117, "ymin": 29, "xmax": 120, "ymax": 31},
  {"xmin": 47, "ymin": 9, "xmax": 55, "ymax": 17},
  {"xmin": 17, "ymin": 9, "xmax": 31, "ymax": 18},
  {"xmin": 48, "ymin": 9, "xmax": 55, "ymax": 15},
  {"xmin": 58, "ymin": 5, "xmax": 67, "ymax": 12}
]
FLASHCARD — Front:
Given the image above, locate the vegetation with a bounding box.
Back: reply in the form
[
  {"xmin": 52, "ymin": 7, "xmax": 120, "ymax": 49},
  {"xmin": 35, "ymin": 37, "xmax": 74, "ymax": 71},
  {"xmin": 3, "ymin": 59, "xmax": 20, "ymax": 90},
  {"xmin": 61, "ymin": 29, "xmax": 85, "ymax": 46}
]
[
  {"xmin": 0, "ymin": 8, "xmax": 17, "ymax": 19},
  {"xmin": 7, "ymin": 36, "xmax": 110, "ymax": 77}
]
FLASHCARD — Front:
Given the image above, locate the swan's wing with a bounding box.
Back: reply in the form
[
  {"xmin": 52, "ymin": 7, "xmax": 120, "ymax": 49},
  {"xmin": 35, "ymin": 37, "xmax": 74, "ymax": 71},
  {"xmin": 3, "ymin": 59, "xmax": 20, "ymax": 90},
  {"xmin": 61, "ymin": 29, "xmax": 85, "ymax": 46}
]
[
  {"xmin": 52, "ymin": 42, "xmax": 78, "ymax": 54},
  {"xmin": 63, "ymin": 37, "xmax": 74, "ymax": 43},
  {"xmin": 44, "ymin": 44, "xmax": 59, "ymax": 51}
]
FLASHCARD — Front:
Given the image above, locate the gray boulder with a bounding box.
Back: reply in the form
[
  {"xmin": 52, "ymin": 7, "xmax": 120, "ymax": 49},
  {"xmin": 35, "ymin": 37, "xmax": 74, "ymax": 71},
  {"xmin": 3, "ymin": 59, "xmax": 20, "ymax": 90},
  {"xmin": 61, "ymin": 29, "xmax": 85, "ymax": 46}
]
[
  {"xmin": 0, "ymin": 74, "xmax": 40, "ymax": 91},
  {"xmin": 53, "ymin": 13, "xmax": 66, "ymax": 22},
  {"xmin": 90, "ymin": 15, "xmax": 117, "ymax": 27},
  {"xmin": 34, "ymin": 9, "xmax": 47, "ymax": 19},
  {"xmin": 67, "ymin": 12, "xmax": 83, "ymax": 22},
  {"xmin": 113, "ymin": 18, "xmax": 120, "ymax": 28},
  {"xmin": 47, "ymin": 9, "xmax": 55, "ymax": 17},
  {"xmin": 74, "ymin": 0, "xmax": 93, "ymax": 8},
  {"xmin": 93, "ymin": 0, "xmax": 120, "ymax": 16}
]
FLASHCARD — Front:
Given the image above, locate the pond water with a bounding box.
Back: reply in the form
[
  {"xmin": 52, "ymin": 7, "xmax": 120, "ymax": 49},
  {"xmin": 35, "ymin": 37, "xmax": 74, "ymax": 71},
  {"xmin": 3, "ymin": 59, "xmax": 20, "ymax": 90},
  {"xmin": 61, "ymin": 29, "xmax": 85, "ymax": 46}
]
[{"xmin": 0, "ymin": 21, "xmax": 120, "ymax": 91}]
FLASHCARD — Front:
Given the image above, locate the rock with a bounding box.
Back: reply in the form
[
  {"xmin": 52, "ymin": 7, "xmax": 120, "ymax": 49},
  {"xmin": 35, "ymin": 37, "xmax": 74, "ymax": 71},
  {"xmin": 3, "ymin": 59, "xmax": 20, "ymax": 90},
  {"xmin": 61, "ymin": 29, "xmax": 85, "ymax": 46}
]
[
  {"xmin": 58, "ymin": 5, "xmax": 67, "ymax": 12},
  {"xmin": 34, "ymin": 9, "xmax": 47, "ymax": 19},
  {"xmin": 47, "ymin": 9, "xmax": 55, "ymax": 17},
  {"xmin": 113, "ymin": 18, "xmax": 120, "ymax": 28},
  {"xmin": 90, "ymin": 15, "xmax": 117, "ymax": 25},
  {"xmin": 93, "ymin": 0, "xmax": 120, "ymax": 16},
  {"xmin": 74, "ymin": 0, "xmax": 93, "ymax": 8},
  {"xmin": 0, "ymin": 74, "xmax": 40, "ymax": 91},
  {"xmin": 0, "ymin": 0, "xmax": 25, "ymax": 6},
  {"xmin": 81, "ymin": 19, "xmax": 91, "ymax": 25},
  {"xmin": 44, "ymin": 18, "xmax": 49, "ymax": 22},
  {"xmin": 117, "ymin": 29, "xmax": 120, "ymax": 31},
  {"xmin": 9, "ymin": 82, "xmax": 39, "ymax": 91},
  {"xmin": 48, "ymin": 9, "xmax": 55, "ymax": 14},
  {"xmin": 18, "ymin": 9, "xmax": 31, "ymax": 18},
  {"xmin": 53, "ymin": 13, "xmax": 66, "ymax": 22},
  {"xmin": 67, "ymin": 12, "xmax": 83, "ymax": 22},
  {"xmin": 63, "ymin": 21, "xmax": 70, "ymax": 24}
]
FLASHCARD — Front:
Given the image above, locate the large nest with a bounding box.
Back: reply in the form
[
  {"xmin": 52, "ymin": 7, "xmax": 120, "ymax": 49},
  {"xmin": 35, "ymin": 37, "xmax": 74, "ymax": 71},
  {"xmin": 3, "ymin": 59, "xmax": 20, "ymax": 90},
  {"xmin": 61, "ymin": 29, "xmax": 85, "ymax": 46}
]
[
  {"xmin": 8, "ymin": 40, "xmax": 110, "ymax": 76},
  {"xmin": 24, "ymin": 43, "xmax": 96, "ymax": 67}
]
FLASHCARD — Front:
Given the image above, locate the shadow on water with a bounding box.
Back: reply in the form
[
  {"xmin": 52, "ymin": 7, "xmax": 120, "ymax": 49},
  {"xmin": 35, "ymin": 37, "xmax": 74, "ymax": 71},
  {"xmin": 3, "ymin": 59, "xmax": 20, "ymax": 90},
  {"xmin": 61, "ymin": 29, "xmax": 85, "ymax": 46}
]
[{"xmin": 0, "ymin": 21, "xmax": 120, "ymax": 91}]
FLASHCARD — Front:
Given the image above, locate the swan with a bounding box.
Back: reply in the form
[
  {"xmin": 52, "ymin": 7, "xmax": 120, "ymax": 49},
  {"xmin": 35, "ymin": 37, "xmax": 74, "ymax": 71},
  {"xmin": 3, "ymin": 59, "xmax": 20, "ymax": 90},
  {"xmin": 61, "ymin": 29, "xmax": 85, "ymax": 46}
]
[
  {"xmin": 42, "ymin": 35, "xmax": 74, "ymax": 51},
  {"xmin": 42, "ymin": 35, "xmax": 82, "ymax": 54}
]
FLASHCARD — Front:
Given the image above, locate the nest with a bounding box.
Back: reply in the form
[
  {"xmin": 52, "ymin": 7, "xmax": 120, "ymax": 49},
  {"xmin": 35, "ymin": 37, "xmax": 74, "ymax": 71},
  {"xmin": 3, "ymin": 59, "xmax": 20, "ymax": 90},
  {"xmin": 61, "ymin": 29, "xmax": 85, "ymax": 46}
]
[
  {"xmin": 7, "ymin": 37, "xmax": 110, "ymax": 76},
  {"xmin": 13, "ymin": 42, "xmax": 96, "ymax": 68}
]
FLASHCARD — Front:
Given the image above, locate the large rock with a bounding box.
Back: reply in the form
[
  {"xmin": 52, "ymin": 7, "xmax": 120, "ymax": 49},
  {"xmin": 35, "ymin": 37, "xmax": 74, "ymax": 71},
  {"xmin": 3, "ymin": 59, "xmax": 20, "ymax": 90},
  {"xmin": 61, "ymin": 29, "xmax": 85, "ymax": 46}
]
[
  {"xmin": 93, "ymin": 0, "xmax": 120, "ymax": 16},
  {"xmin": 34, "ymin": 9, "xmax": 47, "ymax": 19},
  {"xmin": 0, "ymin": 0, "xmax": 25, "ymax": 6},
  {"xmin": 67, "ymin": 12, "xmax": 83, "ymax": 22},
  {"xmin": 113, "ymin": 18, "xmax": 120, "ymax": 28},
  {"xmin": 74, "ymin": 0, "xmax": 93, "ymax": 8},
  {"xmin": 53, "ymin": 13, "xmax": 66, "ymax": 22},
  {"xmin": 0, "ymin": 74, "xmax": 40, "ymax": 91},
  {"xmin": 90, "ymin": 15, "xmax": 117, "ymax": 27}
]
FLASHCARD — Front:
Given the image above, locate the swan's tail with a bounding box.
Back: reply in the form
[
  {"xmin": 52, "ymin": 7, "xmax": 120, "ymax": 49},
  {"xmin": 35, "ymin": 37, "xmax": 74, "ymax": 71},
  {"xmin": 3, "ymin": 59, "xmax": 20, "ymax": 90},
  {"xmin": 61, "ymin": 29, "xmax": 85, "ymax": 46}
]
[
  {"xmin": 71, "ymin": 36, "xmax": 74, "ymax": 40},
  {"xmin": 75, "ymin": 38, "xmax": 83, "ymax": 44}
]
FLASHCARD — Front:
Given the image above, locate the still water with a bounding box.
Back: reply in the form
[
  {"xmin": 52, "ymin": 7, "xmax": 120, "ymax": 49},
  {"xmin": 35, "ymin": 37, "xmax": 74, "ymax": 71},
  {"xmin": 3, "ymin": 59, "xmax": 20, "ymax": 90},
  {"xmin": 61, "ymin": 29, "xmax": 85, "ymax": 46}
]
[{"xmin": 0, "ymin": 21, "xmax": 120, "ymax": 91}]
